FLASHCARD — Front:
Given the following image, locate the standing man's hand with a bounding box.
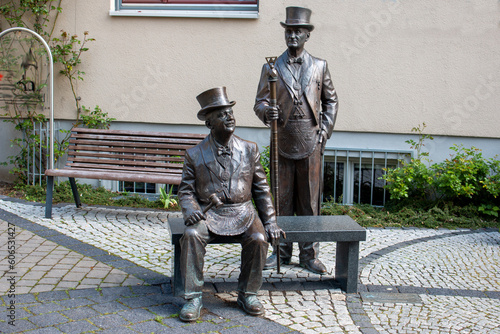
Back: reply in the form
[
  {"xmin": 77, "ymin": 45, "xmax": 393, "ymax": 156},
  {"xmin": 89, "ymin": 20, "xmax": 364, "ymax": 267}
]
[
  {"xmin": 319, "ymin": 129, "xmax": 328, "ymax": 155},
  {"xmin": 265, "ymin": 106, "xmax": 279, "ymax": 123}
]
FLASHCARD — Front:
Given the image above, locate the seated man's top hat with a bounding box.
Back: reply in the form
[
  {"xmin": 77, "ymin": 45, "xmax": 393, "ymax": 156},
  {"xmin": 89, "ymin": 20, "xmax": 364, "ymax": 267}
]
[
  {"xmin": 280, "ymin": 6, "xmax": 314, "ymax": 32},
  {"xmin": 196, "ymin": 86, "xmax": 236, "ymax": 121}
]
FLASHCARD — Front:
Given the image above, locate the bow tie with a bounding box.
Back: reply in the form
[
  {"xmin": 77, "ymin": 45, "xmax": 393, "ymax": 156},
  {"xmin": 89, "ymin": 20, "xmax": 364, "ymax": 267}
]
[
  {"xmin": 287, "ymin": 57, "xmax": 303, "ymax": 65},
  {"xmin": 217, "ymin": 146, "xmax": 231, "ymax": 156}
]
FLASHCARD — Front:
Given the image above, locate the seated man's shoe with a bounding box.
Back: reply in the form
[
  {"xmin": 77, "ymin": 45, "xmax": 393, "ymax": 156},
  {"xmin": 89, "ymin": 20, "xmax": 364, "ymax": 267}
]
[
  {"xmin": 300, "ymin": 258, "xmax": 327, "ymax": 275},
  {"xmin": 179, "ymin": 296, "xmax": 202, "ymax": 322},
  {"xmin": 263, "ymin": 253, "xmax": 291, "ymax": 270},
  {"xmin": 237, "ymin": 293, "xmax": 264, "ymax": 316}
]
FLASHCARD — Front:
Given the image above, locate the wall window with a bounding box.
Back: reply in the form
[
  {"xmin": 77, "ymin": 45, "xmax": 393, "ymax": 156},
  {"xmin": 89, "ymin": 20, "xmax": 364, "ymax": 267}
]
[
  {"xmin": 111, "ymin": 0, "xmax": 259, "ymax": 18},
  {"xmin": 323, "ymin": 148, "xmax": 413, "ymax": 206}
]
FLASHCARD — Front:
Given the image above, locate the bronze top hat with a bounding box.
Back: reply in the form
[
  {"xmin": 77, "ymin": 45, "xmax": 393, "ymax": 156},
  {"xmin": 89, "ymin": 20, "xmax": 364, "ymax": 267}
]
[
  {"xmin": 196, "ymin": 87, "xmax": 236, "ymax": 121},
  {"xmin": 280, "ymin": 6, "xmax": 314, "ymax": 32}
]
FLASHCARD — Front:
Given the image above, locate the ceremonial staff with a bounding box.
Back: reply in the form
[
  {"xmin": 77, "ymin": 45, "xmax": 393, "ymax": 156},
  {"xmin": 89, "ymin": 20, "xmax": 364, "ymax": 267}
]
[{"xmin": 266, "ymin": 57, "xmax": 282, "ymax": 274}]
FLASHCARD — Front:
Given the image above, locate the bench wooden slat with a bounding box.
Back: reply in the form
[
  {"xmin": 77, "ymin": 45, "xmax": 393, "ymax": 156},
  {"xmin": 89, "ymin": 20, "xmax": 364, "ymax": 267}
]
[
  {"xmin": 69, "ymin": 139, "xmax": 196, "ymax": 150},
  {"xmin": 65, "ymin": 162, "xmax": 184, "ymax": 174},
  {"xmin": 71, "ymin": 133, "xmax": 204, "ymax": 145},
  {"xmin": 68, "ymin": 146, "xmax": 187, "ymax": 156},
  {"xmin": 67, "ymin": 151, "xmax": 185, "ymax": 162},
  {"xmin": 71, "ymin": 127, "xmax": 207, "ymax": 139},
  {"xmin": 46, "ymin": 168, "xmax": 182, "ymax": 184},
  {"xmin": 68, "ymin": 157, "xmax": 184, "ymax": 168}
]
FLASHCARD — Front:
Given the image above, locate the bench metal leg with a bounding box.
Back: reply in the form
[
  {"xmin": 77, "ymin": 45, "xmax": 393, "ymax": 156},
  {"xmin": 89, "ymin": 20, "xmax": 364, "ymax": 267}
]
[
  {"xmin": 172, "ymin": 240, "xmax": 184, "ymax": 297},
  {"xmin": 45, "ymin": 176, "xmax": 54, "ymax": 218},
  {"xmin": 69, "ymin": 177, "xmax": 81, "ymax": 208},
  {"xmin": 335, "ymin": 241, "xmax": 360, "ymax": 293}
]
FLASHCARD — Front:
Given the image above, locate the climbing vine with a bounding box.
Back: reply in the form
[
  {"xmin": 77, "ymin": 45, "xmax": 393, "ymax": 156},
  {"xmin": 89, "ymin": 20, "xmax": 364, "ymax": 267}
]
[{"xmin": 0, "ymin": 1, "xmax": 114, "ymax": 183}]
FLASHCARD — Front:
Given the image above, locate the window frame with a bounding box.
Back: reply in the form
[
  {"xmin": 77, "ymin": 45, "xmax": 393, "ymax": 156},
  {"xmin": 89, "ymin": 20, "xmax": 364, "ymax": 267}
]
[{"xmin": 110, "ymin": 0, "xmax": 259, "ymax": 18}]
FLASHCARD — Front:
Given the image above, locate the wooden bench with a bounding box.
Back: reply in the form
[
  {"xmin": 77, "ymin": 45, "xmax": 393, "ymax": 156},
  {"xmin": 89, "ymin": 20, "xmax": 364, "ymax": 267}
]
[
  {"xmin": 168, "ymin": 215, "xmax": 366, "ymax": 295},
  {"xmin": 44, "ymin": 128, "xmax": 205, "ymax": 218}
]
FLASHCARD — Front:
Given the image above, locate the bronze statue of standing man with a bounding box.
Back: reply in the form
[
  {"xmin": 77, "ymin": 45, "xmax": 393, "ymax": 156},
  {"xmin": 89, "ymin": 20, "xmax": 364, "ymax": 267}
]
[{"xmin": 254, "ymin": 7, "xmax": 339, "ymax": 274}]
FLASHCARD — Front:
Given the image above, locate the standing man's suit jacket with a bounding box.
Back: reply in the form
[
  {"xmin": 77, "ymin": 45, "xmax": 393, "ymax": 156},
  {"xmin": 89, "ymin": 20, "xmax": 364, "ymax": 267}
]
[
  {"xmin": 254, "ymin": 50, "xmax": 339, "ymax": 139},
  {"xmin": 178, "ymin": 134, "xmax": 276, "ymax": 229}
]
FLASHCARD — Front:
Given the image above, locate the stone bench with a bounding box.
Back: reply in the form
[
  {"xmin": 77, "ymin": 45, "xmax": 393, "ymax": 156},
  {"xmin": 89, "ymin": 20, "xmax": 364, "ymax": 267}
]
[{"xmin": 168, "ymin": 215, "xmax": 366, "ymax": 295}]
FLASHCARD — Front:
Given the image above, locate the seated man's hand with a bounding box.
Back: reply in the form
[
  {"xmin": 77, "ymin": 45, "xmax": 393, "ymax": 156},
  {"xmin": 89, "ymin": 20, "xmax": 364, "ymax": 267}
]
[
  {"xmin": 265, "ymin": 222, "xmax": 286, "ymax": 243},
  {"xmin": 185, "ymin": 210, "xmax": 205, "ymax": 226}
]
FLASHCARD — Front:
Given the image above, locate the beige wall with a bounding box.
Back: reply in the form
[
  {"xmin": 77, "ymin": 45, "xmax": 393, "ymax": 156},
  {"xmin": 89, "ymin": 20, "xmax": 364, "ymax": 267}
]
[{"xmin": 53, "ymin": 0, "xmax": 499, "ymax": 138}]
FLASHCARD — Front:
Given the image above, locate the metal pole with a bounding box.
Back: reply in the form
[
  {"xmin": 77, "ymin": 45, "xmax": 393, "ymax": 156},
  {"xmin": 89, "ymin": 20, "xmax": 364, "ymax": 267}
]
[{"xmin": 0, "ymin": 27, "xmax": 55, "ymax": 171}]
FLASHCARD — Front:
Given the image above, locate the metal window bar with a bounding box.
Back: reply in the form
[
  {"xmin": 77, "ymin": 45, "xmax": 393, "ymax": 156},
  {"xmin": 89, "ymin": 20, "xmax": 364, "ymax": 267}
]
[
  {"xmin": 383, "ymin": 152, "xmax": 388, "ymax": 205},
  {"xmin": 333, "ymin": 150, "xmax": 338, "ymax": 202},
  {"xmin": 358, "ymin": 151, "xmax": 362, "ymax": 204},
  {"xmin": 370, "ymin": 151, "xmax": 375, "ymax": 206},
  {"xmin": 26, "ymin": 121, "xmax": 50, "ymax": 186}
]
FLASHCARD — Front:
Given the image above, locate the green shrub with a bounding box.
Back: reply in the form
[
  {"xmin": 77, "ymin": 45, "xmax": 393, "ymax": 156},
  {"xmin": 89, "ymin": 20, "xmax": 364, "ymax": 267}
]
[
  {"xmin": 382, "ymin": 159, "xmax": 434, "ymax": 200},
  {"xmin": 382, "ymin": 129, "xmax": 499, "ymax": 207},
  {"xmin": 433, "ymin": 145, "xmax": 497, "ymax": 203},
  {"xmin": 320, "ymin": 197, "xmax": 498, "ymax": 229}
]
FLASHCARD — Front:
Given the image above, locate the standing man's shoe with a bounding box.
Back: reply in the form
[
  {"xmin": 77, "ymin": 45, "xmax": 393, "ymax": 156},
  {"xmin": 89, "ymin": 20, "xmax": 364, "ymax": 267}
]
[
  {"xmin": 179, "ymin": 296, "xmax": 202, "ymax": 322},
  {"xmin": 300, "ymin": 258, "xmax": 327, "ymax": 274},
  {"xmin": 263, "ymin": 253, "xmax": 291, "ymax": 270},
  {"xmin": 237, "ymin": 293, "xmax": 264, "ymax": 316}
]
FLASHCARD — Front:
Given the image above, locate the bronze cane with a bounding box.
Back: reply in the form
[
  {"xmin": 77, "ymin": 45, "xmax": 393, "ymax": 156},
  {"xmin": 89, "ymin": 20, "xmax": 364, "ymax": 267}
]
[{"xmin": 266, "ymin": 57, "xmax": 281, "ymax": 274}]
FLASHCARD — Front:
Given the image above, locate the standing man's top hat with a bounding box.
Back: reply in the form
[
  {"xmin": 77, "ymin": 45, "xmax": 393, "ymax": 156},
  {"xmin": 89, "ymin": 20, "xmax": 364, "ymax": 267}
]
[
  {"xmin": 280, "ymin": 6, "xmax": 314, "ymax": 32},
  {"xmin": 196, "ymin": 86, "xmax": 236, "ymax": 121}
]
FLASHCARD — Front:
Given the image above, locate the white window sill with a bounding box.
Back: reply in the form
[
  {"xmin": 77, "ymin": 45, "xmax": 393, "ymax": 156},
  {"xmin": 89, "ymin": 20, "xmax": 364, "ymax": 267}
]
[{"xmin": 109, "ymin": 9, "xmax": 258, "ymax": 19}]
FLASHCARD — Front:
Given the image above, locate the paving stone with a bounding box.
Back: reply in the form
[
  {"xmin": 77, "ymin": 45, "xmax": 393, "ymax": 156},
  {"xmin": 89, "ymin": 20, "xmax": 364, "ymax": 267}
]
[
  {"xmin": 0, "ymin": 319, "xmax": 37, "ymax": 333},
  {"xmin": 91, "ymin": 301, "xmax": 130, "ymax": 314},
  {"xmin": 130, "ymin": 284, "xmax": 162, "ymax": 295},
  {"xmin": 147, "ymin": 303, "xmax": 181, "ymax": 317},
  {"xmin": 129, "ymin": 320, "xmax": 171, "ymax": 333},
  {"xmin": 68, "ymin": 288, "xmax": 102, "ymax": 299},
  {"xmin": 99, "ymin": 327, "xmax": 139, "ymax": 334},
  {"xmin": 119, "ymin": 295, "xmax": 162, "ymax": 308},
  {"xmin": 57, "ymin": 319, "xmax": 101, "ymax": 333},
  {"xmin": 10, "ymin": 293, "xmax": 37, "ymax": 304},
  {"xmin": 22, "ymin": 327, "xmax": 64, "ymax": 333},
  {"xmin": 99, "ymin": 286, "xmax": 134, "ymax": 298},
  {"xmin": 58, "ymin": 298, "xmax": 96, "ymax": 308},
  {"xmin": 61, "ymin": 306, "xmax": 100, "ymax": 320},
  {"xmin": 29, "ymin": 312, "xmax": 69, "ymax": 327},
  {"xmin": 116, "ymin": 308, "xmax": 157, "ymax": 323},
  {"xmin": 35, "ymin": 290, "xmax": 69, "ymax": 302},
  {"xmin": 28, "ymin": 302, "xmax": 67, "ymax": 315},
  {"xmin": 88, "ymin": 313, "xmax": 131, "ymax": 329}
]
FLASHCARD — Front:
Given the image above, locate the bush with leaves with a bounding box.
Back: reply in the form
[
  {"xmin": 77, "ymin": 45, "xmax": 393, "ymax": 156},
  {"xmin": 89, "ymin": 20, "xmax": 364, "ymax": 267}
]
[
  {"xmin": 382, "ymin": 159, "xmax": 434, "ymax": 201},
  {"xmin": 382, "ymin": 124, "xmax": 499, "ymax": 213},
  {"xmin": 433, "ymin": 145, "xmax": 498, "ymax": 204},
  {"xmin": 381, "ymin": 123, "xmax": 435, "ymax": 201}
]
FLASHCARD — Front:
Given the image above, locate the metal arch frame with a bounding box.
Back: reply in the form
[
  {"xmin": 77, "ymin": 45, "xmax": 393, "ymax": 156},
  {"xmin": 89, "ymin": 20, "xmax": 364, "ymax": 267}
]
[{"xmin": 0, "ymin": 27, "xmax": 55, "ymax": 170}]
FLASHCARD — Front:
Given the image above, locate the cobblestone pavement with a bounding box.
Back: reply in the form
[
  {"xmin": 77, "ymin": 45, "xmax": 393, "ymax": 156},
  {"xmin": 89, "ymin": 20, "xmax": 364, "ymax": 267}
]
[{"xmin": 0, "ymin": 196, "xmax": 499, "ymax": 333}]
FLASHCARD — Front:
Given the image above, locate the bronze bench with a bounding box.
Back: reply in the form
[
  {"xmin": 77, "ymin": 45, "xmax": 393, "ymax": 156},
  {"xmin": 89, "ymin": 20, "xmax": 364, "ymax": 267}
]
[
  {"xmin": 168, "ymin": 215, "xmax": 366, "ymax": 294},
  {"xmin": 44, "ymin": 127, "xmax": 205, "ymax": 218}
]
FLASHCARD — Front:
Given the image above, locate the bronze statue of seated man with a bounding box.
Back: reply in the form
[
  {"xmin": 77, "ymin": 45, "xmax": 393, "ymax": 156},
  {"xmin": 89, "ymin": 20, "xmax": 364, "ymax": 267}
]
[{"xmin": 177, "ymin": 87, "xmax": 284, "ymax": 322}]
